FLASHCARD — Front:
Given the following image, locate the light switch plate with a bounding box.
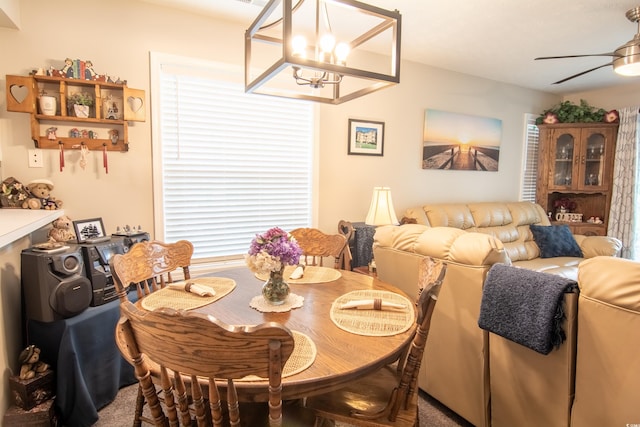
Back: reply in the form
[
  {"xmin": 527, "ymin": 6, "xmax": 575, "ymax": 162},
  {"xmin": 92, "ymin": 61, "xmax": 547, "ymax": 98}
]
[{"xmin": 28, "ymin": 149, "xmax": 43, "ymax": 168}]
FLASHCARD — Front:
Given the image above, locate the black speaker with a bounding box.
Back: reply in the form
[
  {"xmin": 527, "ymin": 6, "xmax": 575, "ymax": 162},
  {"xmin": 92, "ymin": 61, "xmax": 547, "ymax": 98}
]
[{"xmin": 21, "ymin": 245, "xmax": 92, "ymax": 322}]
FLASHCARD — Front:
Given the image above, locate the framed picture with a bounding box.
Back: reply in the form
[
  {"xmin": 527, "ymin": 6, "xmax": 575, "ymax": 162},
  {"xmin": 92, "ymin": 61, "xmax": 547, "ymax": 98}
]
[
  {"xmin": 422, "ymin": 109, "xmax": 502, "ymax": 171},
  {"xmin": 73, "ymin": 217, "xmax": 106, "ymax": 243},
  {"xmin": 348, "ymin": 119, "xmax": 385, "ymax": 156}
]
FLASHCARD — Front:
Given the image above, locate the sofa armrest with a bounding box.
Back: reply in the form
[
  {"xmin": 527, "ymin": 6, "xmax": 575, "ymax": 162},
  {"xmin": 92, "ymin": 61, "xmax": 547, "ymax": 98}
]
[
  {"xmin": 578, "ymin": 256, "xmax": 640, "ymax": 310},
  {"xmin": 574, "ymin": 235, "xmax": 622, "ymax": 258}
]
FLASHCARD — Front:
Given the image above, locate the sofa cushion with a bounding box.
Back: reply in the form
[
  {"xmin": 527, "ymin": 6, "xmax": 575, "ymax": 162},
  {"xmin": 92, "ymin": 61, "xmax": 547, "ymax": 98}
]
[
  {"xmin": 530, "ymin": 224, "xmax": 583, "ymax": 258},
  {"xmin": 512, "ymin": 258, "xmax": 582, "ymax": 280}
]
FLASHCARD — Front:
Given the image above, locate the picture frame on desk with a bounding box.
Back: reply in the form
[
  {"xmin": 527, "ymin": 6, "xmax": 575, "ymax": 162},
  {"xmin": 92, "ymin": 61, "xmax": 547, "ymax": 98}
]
[{"xmin": 73, "ymin": 217, "xmax": 106, "ymax": 243}]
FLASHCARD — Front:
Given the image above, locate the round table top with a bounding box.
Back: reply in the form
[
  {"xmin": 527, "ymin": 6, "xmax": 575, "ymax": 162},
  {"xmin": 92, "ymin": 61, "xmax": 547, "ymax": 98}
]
[{"xmin": 123, "ymin": 266, "xmax": 416, "ymax": 402}]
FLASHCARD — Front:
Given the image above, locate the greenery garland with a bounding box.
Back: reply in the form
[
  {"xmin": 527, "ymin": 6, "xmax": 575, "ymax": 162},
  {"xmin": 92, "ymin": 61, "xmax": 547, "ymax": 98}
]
[{"xmin": 536, "ymin": 99, "xmax": 607, "ymax": 125}]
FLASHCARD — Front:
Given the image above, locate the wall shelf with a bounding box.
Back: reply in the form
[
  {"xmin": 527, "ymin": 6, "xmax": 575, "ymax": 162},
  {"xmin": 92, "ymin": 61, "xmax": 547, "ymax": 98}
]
[{"xmin": 6, "ymin": 74, "xmax": 145, "ymax": 152}]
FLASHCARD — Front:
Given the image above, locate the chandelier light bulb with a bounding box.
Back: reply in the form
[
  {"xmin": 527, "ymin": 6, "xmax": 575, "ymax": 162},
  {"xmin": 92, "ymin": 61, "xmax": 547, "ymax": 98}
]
[
  {"xmin": 334, "ymin": 42, "xmax": 350, "ymax": 64},
  {"xmin": 292, "ymin": 35, "xmax": 307, "ymax": 58},
  {"xmin": 319, "ymin": 34, "xmax": 336, "ymax": 54}
]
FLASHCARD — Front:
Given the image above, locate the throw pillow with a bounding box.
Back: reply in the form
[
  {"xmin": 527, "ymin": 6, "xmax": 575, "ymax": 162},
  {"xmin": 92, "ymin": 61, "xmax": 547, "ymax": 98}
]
[{"xmin": 530, "ymin": 224, "xmax": 583, "ymax": 258}]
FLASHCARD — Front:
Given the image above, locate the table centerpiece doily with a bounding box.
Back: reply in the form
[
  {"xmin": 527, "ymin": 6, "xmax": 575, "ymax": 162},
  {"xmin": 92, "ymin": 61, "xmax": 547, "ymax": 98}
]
[{"xmin": 249, "ymin": 293, "xmax": 304, "ymax": 313}]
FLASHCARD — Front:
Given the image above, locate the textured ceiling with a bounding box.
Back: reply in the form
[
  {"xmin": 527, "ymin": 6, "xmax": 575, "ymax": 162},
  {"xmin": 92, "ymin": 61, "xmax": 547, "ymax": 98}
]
[{"xmin": 140, "ymin": 0, "xmax": 640, "ymax": 94}]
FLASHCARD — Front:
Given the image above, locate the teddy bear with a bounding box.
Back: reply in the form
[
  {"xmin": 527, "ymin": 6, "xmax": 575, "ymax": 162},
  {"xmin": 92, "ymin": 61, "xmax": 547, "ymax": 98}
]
[
  {"xmin": 48, "ymin": 215, "xmax": 76, "ymax": 243},
  {"xmin": 22, "ymin": 179, "xmax": 63, "ymax": 210},
  {"xmin": 18, "ymin": 345, "xmax": 50, "ymax": 380}
]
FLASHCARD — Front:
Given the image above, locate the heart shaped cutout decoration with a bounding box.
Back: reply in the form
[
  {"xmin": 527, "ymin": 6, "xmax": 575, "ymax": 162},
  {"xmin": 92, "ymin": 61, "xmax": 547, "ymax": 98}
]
[
  {"xmin": 127, "ymin": 96, "xmax": 143, "ymax": 113},
  {"xmin": 10, "ymin": 85, "xmax": 29, "ymax": 104}
]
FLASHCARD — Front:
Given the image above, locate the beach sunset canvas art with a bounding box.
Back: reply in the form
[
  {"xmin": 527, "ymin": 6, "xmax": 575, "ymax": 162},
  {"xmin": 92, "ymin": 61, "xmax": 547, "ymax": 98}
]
[{"xmin": 423, "ymin": 109, "xmax": 502, "ymax": 171}]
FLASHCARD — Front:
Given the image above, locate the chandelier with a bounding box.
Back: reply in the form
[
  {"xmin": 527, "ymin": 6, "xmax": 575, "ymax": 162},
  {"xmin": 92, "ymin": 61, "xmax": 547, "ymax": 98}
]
[{"xmin": 245, "ymin": 0, "xmax": 401, "ymax": 104}]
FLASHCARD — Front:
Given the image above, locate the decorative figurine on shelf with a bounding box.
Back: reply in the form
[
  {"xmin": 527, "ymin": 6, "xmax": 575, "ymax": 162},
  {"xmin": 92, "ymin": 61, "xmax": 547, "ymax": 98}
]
[
  {"xmin": 109, "ymin": 129, "xmax": 119, "ymax": 145},
  {"xmin": 105, "ymin": 102, "xmax": 119, "ymax": 120},
  {"xmin": 46, "ymin": 127, "xmax": 57, "ymax": 140},
  {"xmin": 61, "ymin": 58, "xmax": 74, "ymax": 78},
  {"xmin": 48, "ymin": 215, "xmax": 76, "ymax": 243},
  {"xmin": 69, "ymin": 128, "xmax": 80, "ymax": 138},
  {"xmin": 22, "ymin": 179, "xmax": 63, "ymax": 210},
  {"xmin": 18, "ymin": 345, "xmax": 50, "ymax": 380},
  {"xmin": 84, "ymin": 60, "xmax": 97, "ymax": 80}
]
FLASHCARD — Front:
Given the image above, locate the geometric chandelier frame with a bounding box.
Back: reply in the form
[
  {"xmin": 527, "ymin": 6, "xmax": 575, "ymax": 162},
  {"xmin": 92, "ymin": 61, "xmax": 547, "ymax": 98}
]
[{"xmin": 245, "ymin": 0, "xmax": 401, "ymax": 104}]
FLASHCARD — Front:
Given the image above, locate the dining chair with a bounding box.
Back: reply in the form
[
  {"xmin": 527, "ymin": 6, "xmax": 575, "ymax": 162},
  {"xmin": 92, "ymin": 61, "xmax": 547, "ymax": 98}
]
[
  {"xmin": 111, "ymin": 239, "xmax": 194, "ymax": 302},
  {"xmin": 110, "ymin": 239, "xmax": 194, "ymax": 427},
  {"xmin": 304, "ymin": 257, "xmax": 447, "ymax": 427},
  {"xmin": 117, "ymin": 299, "xmax": 316, "ymax": 426},
  {"xmin": 289, "ymin": 227, "xmax": 349, "ymax": 269}
]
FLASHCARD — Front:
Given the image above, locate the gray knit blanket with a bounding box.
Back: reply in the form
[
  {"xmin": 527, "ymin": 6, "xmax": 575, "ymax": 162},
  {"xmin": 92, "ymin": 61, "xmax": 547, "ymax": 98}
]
[{"xmin": 478, "ymin": 264, "xmax": 577, "ymax": 355}]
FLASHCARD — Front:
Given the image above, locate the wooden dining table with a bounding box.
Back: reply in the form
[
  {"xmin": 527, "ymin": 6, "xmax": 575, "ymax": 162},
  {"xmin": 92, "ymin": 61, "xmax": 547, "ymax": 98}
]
[{"xmin": 121, "ymin": 266, "xmax": 416, "ymax": 403}]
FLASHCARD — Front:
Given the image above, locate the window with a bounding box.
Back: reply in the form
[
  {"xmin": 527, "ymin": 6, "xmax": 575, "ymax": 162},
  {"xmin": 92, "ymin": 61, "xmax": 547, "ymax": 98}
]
[
  {"xmin": 150, "ymin": 53, "xmax": 314, "ymax": 263},
  {"xmin": 520, "ymin": 113, "xmax": 539, "ymax": 202}
]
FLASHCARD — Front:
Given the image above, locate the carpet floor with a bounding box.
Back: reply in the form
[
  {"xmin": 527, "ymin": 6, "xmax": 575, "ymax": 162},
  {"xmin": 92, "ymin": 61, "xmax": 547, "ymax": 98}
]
[{"xmin": 93, "ymin": 384, "xmax": 473, "ymax": 426}]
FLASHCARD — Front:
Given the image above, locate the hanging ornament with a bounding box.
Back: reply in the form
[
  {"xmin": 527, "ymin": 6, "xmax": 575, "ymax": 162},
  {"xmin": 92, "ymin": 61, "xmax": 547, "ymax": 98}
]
[
  {"xmin": 79, "ymin": 144, "xmax": 89, "ymax": 170},
  {"xmin": 59, "ymin": 142, "xmax": 65, "ymax": 172}
]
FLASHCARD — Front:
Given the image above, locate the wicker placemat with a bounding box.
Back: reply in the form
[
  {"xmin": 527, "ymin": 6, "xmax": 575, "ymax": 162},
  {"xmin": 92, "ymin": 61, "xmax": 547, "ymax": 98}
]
[
  {"xmin": 141, "ymin": 277, "xmax": 236, "ymax": 311},
  {"xmin": 330, "ymin": 290, "xmax": 415, "ymax": 336},
  {"xmin": 239, "ymin": 331, "xmax": 317, "ymax": 380},
  {"xmin": 255, "ymin": 265, "xmax": 341, "ymax": 284}
]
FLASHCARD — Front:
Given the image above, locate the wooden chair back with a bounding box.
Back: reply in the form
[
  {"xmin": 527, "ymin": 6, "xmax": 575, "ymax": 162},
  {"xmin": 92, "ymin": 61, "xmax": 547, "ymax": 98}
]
[
  {"xmin": 117, "ymin": 300, "xmax": 295, "ymax": 427},
  {"xmin": 110, "ymin": 239, "xmax": 194, "ymax": 301},
  {"xmin": 289, "ymin": 228, "xmax": 348, "ymax": 269},
  {"xmin": 398, "ymin": 257, "xmax": 447, "ymax": 414},
  {"xmin": 305, "ymin": 257, "xmax": 447, "ymax": 426}
]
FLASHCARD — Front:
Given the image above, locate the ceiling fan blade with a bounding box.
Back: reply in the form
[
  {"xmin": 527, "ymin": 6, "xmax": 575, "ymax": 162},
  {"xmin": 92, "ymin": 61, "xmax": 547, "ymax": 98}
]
[
  {"xmin": 552, "ymin": 63, "xmax": 613, "ymax": 84},
  {"xmin": 535, "ymin": 53, "xmax": 617, "ymax": 60}
]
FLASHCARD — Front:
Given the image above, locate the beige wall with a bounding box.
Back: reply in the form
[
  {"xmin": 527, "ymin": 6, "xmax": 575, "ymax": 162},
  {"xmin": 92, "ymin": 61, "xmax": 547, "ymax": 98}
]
[
  {"xmin": 6, "ymin": 0, "xmax": 634, "ymax": 416},
  {"xmin": 564, "ymin": 83, "xmax": 640, "ymax": 111}
]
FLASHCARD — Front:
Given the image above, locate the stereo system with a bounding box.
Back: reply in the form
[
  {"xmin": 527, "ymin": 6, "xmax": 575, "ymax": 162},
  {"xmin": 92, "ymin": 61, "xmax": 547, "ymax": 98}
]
[{"xmin": 21, "ymin": 232, "xmax": 150, "ymax": 322}]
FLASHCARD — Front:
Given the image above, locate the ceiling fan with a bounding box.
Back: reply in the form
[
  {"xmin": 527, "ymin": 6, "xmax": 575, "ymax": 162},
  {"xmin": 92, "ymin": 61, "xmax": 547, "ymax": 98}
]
[{"xmin": 535, "ymin": 6, "xmax": 640, "ymax": 84}]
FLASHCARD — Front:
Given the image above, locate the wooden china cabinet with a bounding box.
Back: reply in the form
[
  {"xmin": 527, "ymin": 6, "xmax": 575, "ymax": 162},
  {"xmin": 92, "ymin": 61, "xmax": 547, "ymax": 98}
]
[{"xmin": 536, "ymin": 122, "xmax": 618, "ymax": 236}]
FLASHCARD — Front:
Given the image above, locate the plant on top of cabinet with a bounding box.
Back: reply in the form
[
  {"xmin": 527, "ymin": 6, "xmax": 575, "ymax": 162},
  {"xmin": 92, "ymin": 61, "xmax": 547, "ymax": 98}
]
[{"xmin": 535, "ymin": 99, "xmax": 617, "ymax": 125}]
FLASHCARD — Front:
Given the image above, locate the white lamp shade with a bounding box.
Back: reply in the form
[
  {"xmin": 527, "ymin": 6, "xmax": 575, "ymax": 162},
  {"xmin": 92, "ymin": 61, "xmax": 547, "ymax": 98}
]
[{"xmin": 365, "ymin": 187, "xmax": 399, "ymax": 226}]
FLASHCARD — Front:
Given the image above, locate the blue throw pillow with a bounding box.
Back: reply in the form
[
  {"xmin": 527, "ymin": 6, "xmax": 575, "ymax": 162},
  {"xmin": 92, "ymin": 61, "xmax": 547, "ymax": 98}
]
[{"xmin": 530, "ymin": 224, "xmax": 583, "ymax": 258}]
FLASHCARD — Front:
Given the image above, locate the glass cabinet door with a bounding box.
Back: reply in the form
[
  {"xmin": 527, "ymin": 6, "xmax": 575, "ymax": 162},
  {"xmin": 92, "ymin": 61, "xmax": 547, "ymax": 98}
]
[
  {"xmin": 581, "ymin": 131, "xmax": 606, "ymax": 189},
  {"xmin": 551, "ymin": 132, "xmax": 575, "ymax": 187}
]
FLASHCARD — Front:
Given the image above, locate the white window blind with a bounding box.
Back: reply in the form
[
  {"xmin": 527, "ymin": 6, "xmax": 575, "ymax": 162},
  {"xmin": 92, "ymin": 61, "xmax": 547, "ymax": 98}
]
[
  {"xmin": 520, "ymin": 113, "xmax": 540, "ymax": 202},
  {"xmin": 152, "ymin": 54, "xmax": 314, "ymax": 262}
]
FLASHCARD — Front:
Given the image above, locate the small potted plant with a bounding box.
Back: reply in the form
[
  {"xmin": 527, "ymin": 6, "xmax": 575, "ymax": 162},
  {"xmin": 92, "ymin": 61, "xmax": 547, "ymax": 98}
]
[{"xmin": 68, "ymin": 92, "xmax": 94, "ymax": 118}]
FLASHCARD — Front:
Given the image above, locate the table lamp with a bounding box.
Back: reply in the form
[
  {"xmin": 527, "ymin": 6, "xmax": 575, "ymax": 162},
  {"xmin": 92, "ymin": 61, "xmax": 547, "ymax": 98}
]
[{"xmin": 365, "ymin": 187, "xmax": 399, "ymax": 272}]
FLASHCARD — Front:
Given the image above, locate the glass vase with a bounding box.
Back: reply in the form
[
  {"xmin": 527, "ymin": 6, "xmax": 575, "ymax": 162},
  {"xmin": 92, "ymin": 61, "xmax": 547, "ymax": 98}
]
[{"xmin": 262, "ymin": 267, "xmax": 290, "ymax": 305}]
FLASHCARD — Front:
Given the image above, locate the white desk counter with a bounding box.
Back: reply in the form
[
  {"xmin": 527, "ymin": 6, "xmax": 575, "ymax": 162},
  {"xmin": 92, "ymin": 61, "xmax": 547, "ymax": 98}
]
[{"xmin": 0, "ymin": 209, "xmax": 64, "ymax": 249}]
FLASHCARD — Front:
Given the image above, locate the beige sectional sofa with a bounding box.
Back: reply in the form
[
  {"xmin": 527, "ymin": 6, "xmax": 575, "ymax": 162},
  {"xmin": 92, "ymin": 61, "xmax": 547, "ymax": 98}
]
[
  {"xmin": 372, "ymin": 201, "xmax": 622, "ymax": 427},
  {"xmin": 571, "ymin": 256, "xmax": 640, "ymax": 426}
]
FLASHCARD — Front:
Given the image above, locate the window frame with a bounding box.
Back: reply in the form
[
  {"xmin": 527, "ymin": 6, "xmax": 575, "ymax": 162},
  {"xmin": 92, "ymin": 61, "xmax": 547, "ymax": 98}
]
[
  {"xmin": 149, "ymin": 52, "xmax": 318, "ymax": 265},
  {"xmin": 520, "ymin": 113, "xmax": 540, "ymax": 202}
]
